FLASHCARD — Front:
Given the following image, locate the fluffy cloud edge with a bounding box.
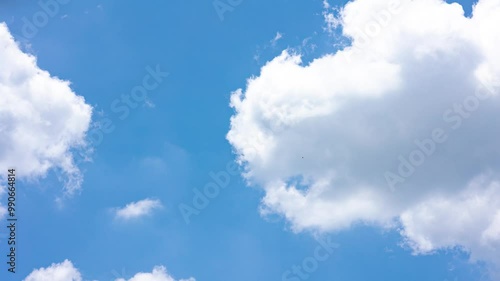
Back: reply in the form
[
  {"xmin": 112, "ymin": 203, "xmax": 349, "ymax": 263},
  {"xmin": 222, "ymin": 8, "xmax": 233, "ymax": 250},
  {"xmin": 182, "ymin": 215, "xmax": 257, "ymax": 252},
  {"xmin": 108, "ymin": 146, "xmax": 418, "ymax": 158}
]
[
  {"xmin": 227, "ymin": 0, "xmax": 500, "ymax": 276},
  {"xmin": 0, "ymin": 22, "xmax": 93, "ymax": 196},
  {"xmin": 114, "ymin": 198, "xmax": 163, "ymax": 220},
  {"xmin": 23, "ymin": 260, "xmax": 195, "ymax": 281}
]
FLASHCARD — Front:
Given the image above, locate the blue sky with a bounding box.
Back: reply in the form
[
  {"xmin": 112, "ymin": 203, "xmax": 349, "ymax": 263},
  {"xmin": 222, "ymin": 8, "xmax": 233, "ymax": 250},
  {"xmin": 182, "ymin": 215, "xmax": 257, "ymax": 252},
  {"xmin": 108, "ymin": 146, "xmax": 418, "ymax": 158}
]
[{"xmin": 1, "ymin": 0, "xmax": 499, "ymax": 280}]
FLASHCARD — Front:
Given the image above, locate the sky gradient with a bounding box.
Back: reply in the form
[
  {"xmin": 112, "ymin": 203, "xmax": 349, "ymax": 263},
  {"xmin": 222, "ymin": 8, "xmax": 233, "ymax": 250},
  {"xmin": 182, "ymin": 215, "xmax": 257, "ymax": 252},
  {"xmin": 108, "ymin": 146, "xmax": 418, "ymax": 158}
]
[{"xmin": 0, "ymin": 0, "xmax": 498, "ymax": 281}]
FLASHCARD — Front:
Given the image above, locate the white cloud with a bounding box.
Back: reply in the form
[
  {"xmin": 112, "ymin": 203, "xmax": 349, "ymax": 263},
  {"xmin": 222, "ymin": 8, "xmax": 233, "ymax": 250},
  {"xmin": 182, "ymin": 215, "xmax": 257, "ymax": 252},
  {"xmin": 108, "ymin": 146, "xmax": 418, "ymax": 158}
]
[
  {"xmin": 23, "ymin": 260, "xmax": 82, "ymax": 281},
  {"xmin": 115, "ymin": 198, "xmax": 163, "ymax": 220},
  {"xmin": 23, "ymin": 261, "xmax": 195, "ymax": 281},
  {"xmin": 227, "ymin": 0, "xmax": 500, "ymax": 273},
  {"xmin": 115, "ymin": 266, "xmax": 195, "ymax": 281},
  {"xmin": 0, "ymin": 23, "xmax": 93, "ymax": 195}
]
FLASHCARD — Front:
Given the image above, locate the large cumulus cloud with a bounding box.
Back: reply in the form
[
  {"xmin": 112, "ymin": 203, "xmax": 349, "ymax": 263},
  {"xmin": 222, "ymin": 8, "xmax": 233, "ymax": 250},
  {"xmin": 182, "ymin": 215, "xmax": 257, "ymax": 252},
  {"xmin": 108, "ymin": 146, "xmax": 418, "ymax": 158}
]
[
  {"xmin": 0, "ymin": 23, "xmax": 92, "ymax": 195},
  {"xmin": 227, "ymin": 0, "xmax": 500, "ymax": 273}
]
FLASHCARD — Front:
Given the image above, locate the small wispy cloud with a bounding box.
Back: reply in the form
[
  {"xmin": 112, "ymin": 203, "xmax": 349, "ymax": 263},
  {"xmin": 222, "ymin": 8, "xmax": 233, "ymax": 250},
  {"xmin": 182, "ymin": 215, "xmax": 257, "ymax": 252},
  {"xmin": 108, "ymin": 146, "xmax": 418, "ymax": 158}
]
[
  {"xmin": 254, "ymin": 32, "xmax": 285, "ymax": 62},
  {"xmin": 270, "ymin": 32, "xmax": 283, "ymax": 46},
  {"xmin": 322, "ymin": 0, "xmax": 342, "ymax": 34},
  {"xmin": 322, "ymin": 0, "xmax": 330, "ymax": 9},
  {"xmin": 115, "ymin": 198, "xmax": 162, "ymax": 220}
]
